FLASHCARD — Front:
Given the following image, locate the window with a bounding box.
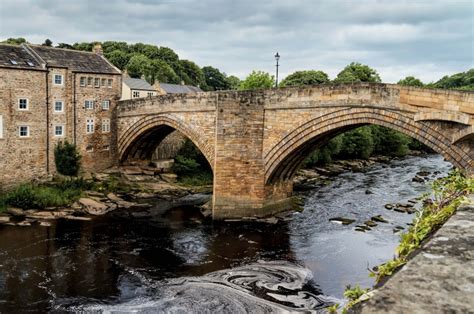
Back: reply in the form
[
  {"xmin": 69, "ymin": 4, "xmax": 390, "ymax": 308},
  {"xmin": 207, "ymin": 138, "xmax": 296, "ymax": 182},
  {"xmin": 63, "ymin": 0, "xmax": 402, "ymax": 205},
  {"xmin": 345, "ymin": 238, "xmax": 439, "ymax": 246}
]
[
  {"xmin": 87, "ymin": 77, "xmax": 93, "ymax": 86},
  {"xmin": 54, "ymin": 74, "xmax": 63, "ymax": 85},
  {"xmin": 147, "ymin": 92, "xmax": 154, "ymax": 97},
  {"xmin": 102, "ymin": 145, "xmax": 110, "ymax": 151},
  {"xmin": 108, "ymin": 79, "xmax": 113, "ymax": 88},
  {"xmin": 85, "ymin": 100, "xmax": 94, "ymax": 110},
  {"xmin": 80, "ymin": 77, "xmax": 86, "ymax": 87},
  {"xmin": 86, "ymin": 145, "xmax": 94, "ymax": 152},
  {"xmin": 54, "ymin": 125, "xmax": 64, "ymax": 137},
  {"xmin": 132, "ymin": 91, "xmax": 140, "ymax": 98},
  {"xmin": 10, "ymin": 60, "xmax": 17, "ymax": 65},
  {"xmin": 101, "ymin": 78, "xmax": 107, "ymax": 87},
  {"xmin": 94, "ymin": 78, "xmax": 100, "ymax": 87},
  {"xmin": 54, "ymin": 101, "xmax": 64, "ymax": 112},
  {"xmin": 0, "ymin": 115, "xmax": 3, "ymax": 139},
  {"xmin": 86, "ymin": 119, "xmax": 94, "ymax": 134},
  {"xmin": 18, "ymin": 98, "xmax": 28, "ymax": 110},
  {"xmin": 26, "ymin": 61, "xmax": 34, "ymax": 67},
  {"xmin": 102, "ymin": 100, "xmax": 110, "ymax": 110},
  {"xmin": 102, "ymin": 119, "xmax": 110, "ymax": 133},
  {"xmin": 19, "ymin": 126, "xmax": 29, "ymax": 137}
]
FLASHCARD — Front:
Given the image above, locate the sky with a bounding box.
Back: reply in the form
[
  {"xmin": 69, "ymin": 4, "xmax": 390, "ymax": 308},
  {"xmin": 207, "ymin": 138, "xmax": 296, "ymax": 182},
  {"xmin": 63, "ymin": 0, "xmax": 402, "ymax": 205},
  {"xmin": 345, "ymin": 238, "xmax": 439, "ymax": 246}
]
[{"xmin": 0, "ymin": 0, "xmax": 472, "ymax": 83}]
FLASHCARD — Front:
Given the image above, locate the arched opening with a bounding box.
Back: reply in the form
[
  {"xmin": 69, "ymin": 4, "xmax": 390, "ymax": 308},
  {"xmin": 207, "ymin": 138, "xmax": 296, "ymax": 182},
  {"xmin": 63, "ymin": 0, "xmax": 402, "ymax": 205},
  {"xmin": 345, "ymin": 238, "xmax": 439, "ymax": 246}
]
[{"xmin": 265, "ymin": 108, "xmax": 471, "ymax": 191}]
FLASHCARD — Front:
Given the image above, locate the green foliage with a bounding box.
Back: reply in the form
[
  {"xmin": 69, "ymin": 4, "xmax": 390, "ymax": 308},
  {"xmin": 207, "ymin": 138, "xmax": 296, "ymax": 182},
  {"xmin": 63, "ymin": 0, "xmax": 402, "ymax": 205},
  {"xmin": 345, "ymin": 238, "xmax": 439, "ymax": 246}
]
[
  {"xmin": 2, "ymin": 37, "xmax": 27, "ymax": 45},
  {"xmin": 371, "ymin": 125, "xmax": 410, "ymax": 157},
  {"xmin": 339, "ymin": 127, "xmax": 374, "ymax": 159},
  {"xmin": 202, "ymin": 66, "xmax": 231, "ymax": 91},
  {"xmin": 126, "ymin": 54, "xmax": 150, "ymax": 78},
  {"xmin": 172, "ymin": 139, "xmax": 212, "ymax": 186},
  {"xmin": 431, "ymin": 69, "xmax": 474, "ymax": 91},
  {"xmin": 334, "ymin": 62, "xmax": 381, "ymax": 83},
  {"xmin": 239, "ymin": 70, "xmax": 275, "ymax": 90},
  {"xmin": 344, "ymin": 285, "xmax": 368, "ymax": 301},
  {"xmin": 173, "ymin": 155, "xmax": 200, "ymax": 175},
  {"xmin": 102, "ymin": 41, "xmax": 130, "ymax": 54},
  {"xmin": 105, "ymin": 50, "xmax": 131, "ymax": 70},
  {"xmin": 148, "ymin": 59, "xmax": 180, "ymax": 84},
  {"xmin": 397, "ymin": 76, "xmax": 424, "ymax": 87},
  {"xmin": 54, "ymin": 140, "xmax": 81, "ymax": 176},
  {"xmin": 326, "ymin": 303, "xmax": 340, "ymax": 313},
  {"xmin": 56, "ymin": 43, "xmax": 74, "ymax": 49},
  {"xmin": 226, "ymin": 75, "xmax": 241, "ymax": 90},
  {"xmin": 176, "ymin": 59, "xmax": 206, "ymax": 87},
  {"xmin": 280, "ymin": 70, "xmax": 329, "ymax": 87},
  {"xmin": 72, "ymin": 42, "xmax": 93, "ymax": 51},
  {"xmin": 371, "ymin": 171, "xmax": 472, "ymax": 283},
  {"xmin": 303, "ymin": 136, "xmax": 343, "ymax": 167},
  {"xmin": 42, "ymin": 39, "xmax": 53, "ymax": 47}
]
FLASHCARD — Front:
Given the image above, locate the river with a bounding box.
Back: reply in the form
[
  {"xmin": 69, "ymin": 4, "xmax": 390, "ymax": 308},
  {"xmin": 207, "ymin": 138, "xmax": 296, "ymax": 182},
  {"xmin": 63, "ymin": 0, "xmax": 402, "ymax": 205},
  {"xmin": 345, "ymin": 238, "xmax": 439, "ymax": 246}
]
[{"xmin": 0, "ymin": 155, "xmax": 451, "ymax": 312}]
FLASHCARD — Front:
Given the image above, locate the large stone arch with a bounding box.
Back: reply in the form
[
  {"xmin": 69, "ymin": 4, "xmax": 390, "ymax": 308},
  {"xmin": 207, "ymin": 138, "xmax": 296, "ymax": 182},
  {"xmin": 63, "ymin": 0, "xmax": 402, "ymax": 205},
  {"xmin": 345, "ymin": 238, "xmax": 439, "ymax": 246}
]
[
  {"xmin": 265, "ymin": 108, "xmax": 471, "ymax": 184},
  {"xmin": 118, "ymin": 113, "xmax": 214, "ymax": 169}
]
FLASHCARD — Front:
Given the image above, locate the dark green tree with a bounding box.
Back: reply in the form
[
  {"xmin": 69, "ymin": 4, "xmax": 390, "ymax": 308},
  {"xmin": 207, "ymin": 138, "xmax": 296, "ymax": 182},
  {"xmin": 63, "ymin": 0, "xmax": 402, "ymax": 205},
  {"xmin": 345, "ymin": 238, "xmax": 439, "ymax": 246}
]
[
  {"xmin": 126, "ymin": 54, "xmax": 151, "ymax": 78},
  {"xmin": 371, "ymin": 125, "xmax": 410, "ymax": 156},
  {"xmin": 149, "ymin": 60, "xmax": 180, "ymax": 84},
  {"xmin": 226, "ymin": 75, "xmax": 241, "ymax": 90},
  {"xmin": 280, "ymin": 70, "xmax": 330, "ymax": 87},
  {"xmin": 102, "ymin": 41, "xmax": 129, "ymax": 54},
  {"xmin": 156, "ymin": 46, "xmax": 180, "ymax": 65},
  {"xmin": 56, "ymin": 43, "xmax": 74, "ymax": 49},
  {"xmin": 2, "ymin": 37, "xmax": 27, "ymax": 45},
  {"xmin": 42, "ymin": 39, "xmax": 53, "ymax": 47},
  {"xmin": 334, "ymin": 62, "xmax": 381, "ymax": 83},
  {"xmin": 73, "ymin": 42, "xmax": 93, "ymax": 51},
  {"xmin": 54, "ymin": 141, "xmax": 81, "ymax": 176},
  {"xmin": 338, "ymin": 127, "xmax": 374, "ymax": 159},
  {"xmin": 432, "ymin": 69, "xmax": 474, "ymax": 91},
  {"xmin": 398, "ymin": 76, "xmax": 424, "ymax": 87},
  {"xmin": 239, "ymin": 70, "xmax": 275, "ymax": 90},
  {"xmin": 106, "ymin": 50, "xmax": 131, "ymax": 70},
  {"xmin": 202, "ymin": 66, "xmax": 231, "ymax": 91}
]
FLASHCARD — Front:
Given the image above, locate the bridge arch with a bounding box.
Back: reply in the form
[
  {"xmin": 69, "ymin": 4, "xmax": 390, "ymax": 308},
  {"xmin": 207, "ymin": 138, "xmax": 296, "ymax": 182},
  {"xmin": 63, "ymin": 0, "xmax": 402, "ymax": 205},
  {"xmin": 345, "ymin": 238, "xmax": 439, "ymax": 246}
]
[
  {"xmin": 265, "ymin": 107, "xmax": 472, "ymax": 185},
  {"xmin": 118, "ymin": 113, "xmax": 214, "ymax": 169}
]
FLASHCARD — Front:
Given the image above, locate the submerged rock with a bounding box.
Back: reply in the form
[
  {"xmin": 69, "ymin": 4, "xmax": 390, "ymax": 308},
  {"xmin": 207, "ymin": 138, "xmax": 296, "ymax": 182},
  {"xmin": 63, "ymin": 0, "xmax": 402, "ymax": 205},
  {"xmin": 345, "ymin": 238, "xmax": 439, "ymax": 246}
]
[
  {"xmin": 364, "ymin": 220, "xmax": 378, "ymax": 227},
  {"xmin": 416, "ymin": 171, "xmax": 431, "ymax": 177},
  {"xmin": 412, "ymin": 176, "xmax": 425, "ymax": 183},
  {"xmin": 329, "ymin": 217, "xmax": 356, "ymax": 225},
  {"xmin": 385, "ymin": 204, "xmax": 394, "ymax": 210},
  {"xmin": 78, "ymin": 198, "xmax": 110, "ymax": 215},
  {"xmin": 371, "ymin": 215, "xmax": 389, "ymax": 223}
]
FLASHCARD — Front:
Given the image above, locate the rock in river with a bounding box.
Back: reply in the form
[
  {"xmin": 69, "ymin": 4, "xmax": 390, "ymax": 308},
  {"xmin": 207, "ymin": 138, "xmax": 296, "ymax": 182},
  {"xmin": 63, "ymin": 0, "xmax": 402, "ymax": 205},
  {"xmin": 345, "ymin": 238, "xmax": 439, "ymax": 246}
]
[
  {"xmin": 329, "ymin": 217, "xmax": 356, "ymax": 225},
  {"xmin": 371, "ymin": 215, "xmax": 389, "ymax": 223}
]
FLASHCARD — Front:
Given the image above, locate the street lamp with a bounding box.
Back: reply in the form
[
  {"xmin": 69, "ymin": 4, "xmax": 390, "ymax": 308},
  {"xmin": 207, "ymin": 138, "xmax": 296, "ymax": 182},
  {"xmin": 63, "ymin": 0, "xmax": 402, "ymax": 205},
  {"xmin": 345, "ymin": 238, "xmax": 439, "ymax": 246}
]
[{"xmin": 274, "ymin": 52, "xmax": 280, "ymax": 88}]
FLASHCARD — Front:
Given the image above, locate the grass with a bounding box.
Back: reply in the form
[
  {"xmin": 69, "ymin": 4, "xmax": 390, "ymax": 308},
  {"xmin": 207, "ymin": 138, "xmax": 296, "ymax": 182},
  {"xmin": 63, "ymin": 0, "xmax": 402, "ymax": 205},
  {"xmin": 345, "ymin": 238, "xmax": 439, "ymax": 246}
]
[{"xmin": 177, "ymin": 171, "xmax": 213, "ymax": 187}]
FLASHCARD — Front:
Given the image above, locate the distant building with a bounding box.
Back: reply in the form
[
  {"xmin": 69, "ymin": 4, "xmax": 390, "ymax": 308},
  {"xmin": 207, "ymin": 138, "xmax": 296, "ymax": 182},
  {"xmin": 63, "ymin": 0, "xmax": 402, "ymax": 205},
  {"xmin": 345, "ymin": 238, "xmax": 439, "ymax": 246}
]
[
  {"xmin": 155, "ymin": 83, "xmax": 202, "ymax": 95},
  {"xmin": 0, "ymin": 43, "xmax": 121, "ymax": 185},
  {"xmin": 121, "ymin": 77, "xmax": 157, "ymax": 100}
]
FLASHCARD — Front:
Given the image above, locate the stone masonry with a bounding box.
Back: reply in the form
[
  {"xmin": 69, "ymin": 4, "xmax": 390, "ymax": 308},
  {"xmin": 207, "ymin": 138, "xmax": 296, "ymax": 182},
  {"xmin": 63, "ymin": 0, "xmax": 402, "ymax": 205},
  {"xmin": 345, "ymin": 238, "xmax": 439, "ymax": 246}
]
[{"xmin": 117, "ymin": 83, "xmax": 474, "ymax": 219}]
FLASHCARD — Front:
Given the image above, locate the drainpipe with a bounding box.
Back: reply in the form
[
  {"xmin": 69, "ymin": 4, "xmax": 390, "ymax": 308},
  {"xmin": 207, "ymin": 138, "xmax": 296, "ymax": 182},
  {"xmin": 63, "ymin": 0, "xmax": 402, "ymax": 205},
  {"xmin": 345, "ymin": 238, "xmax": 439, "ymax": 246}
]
[
  {"xmin": 45, "ymin": 67, "xmax": 50, "ymax": 174},
  {"xmin": 73, "ymin": 73, "xmax": 77, "ymax": 144}
]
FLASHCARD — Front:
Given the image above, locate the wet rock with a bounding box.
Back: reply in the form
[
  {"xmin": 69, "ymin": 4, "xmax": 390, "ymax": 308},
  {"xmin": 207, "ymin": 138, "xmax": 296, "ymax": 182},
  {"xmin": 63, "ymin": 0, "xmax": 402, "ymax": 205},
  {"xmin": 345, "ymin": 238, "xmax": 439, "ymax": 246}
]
[
  {"xmin": 365, "ymin": 190, "xmax": 373, "ymax": 195},
  {"xmin": 39, "ymin": 221, "xmax": 52, "ymax": 227},
  {"xmin": 200, "ymin": 200, "xmax": 212, "ymax": 218},
  {"xmin": 85, "ymin": 190, "xmax": 104, "ymax": 198},
  {"xmin": 0, "ymin": 216, "xmax": 11, "ymax": 223},
  {"xmin": 160, "ymin": 173, "xmax": 178, "ymax": 183},
  {"xmin": 16, "ymin": 221, "xmax": 31, "ymax": 227},
  {"xmin": 6, "ymin": 207, "xmax": 25, "ymax": 217},
  {"xmin": 106, "ymin": 192, "xmax": 122, "ymax": 202},
  {"xmin": 78, "ymin": 198, "xmax": 110, "ymax": 215},
  {"xmin": 121, "ymin": 166, "xmax": 142, "ymax": 175},
  {"xmin": 408, "ymin": 199, "xmax": 418, "ymax": 204},
  {"xmin": 329, "ymin": 217, "xmax": 356, "ymax": 225},
  {"xmin": 393, "ymin": 207, "xmax": 407, "ymax": 213},
  {"xmin": 412, "ymin": 176, "xmax": 425, "ymax": 183},
  {"xmin": 355, "ymin": 227, "xmax": 367, "ymax": 232},
  {"xmin": 135, "ymin": 192, "xmax": 156, "ymax": 199},
  {"xmin": 356, "ymin": 224, "xmax": 372, "ymax": 231},
  {"xmin": 298, "ymin": 169, "xmax": 320, "ymax": 179},
  {"xmin": 416, "ymin": 171, "xmax": 431, "ymax": 177},
  {"xmin": 261, "ymin": 217, "xmax": 279, "ymax": 224},
  {"xmin": 64, "ymin": 215, "xmax": 92, "ymax": 221},
  {"xmin": 371, "ymin": 215, "xmax": 389, "ymax": 223},
  {"xmin": 364, "ymin": 220, "xmax": 378, "ymax": 227},
  {"xmin": 385, "ymin": 204, "xmax": 394, "ymax": 210}
]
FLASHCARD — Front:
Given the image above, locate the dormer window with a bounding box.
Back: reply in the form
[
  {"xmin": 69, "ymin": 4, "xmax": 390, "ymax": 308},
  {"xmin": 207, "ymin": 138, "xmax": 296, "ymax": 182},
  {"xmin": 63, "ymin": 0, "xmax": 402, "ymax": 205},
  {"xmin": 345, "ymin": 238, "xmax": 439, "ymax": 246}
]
[
  {"xmin": 10, "ymin": 60, "xmax": 17, "ymax": 65},
  {"xmin": 26, "ymin": 61, "xmax": 34, "ymax": 67},
  {"xmin": 53, "ymin": 74, "xmax": 63, "ymax": 85}
]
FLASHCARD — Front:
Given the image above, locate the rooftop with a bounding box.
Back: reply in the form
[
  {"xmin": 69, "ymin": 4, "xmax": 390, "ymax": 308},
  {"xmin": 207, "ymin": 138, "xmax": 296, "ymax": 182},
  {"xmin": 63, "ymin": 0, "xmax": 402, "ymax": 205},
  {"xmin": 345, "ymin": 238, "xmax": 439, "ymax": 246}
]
[
  {"xmin": 123, "ymin": 77, "xmax": 155, "ymax": 91},
  {"xmin": 159, "ymin": 83, "xmax": 203, "ymax": 94},
  {"xmin": 0, "ymin": 44, "xmax": 42, "ymax": 70}
]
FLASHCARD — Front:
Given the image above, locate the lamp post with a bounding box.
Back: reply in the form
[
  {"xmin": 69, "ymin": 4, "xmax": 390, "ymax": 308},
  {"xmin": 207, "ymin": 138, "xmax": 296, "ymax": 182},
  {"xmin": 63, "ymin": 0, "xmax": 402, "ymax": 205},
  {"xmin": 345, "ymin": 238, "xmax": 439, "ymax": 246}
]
[{"xmin": 274, "ymin": 52, "xmax": 280, "ymax": 87}]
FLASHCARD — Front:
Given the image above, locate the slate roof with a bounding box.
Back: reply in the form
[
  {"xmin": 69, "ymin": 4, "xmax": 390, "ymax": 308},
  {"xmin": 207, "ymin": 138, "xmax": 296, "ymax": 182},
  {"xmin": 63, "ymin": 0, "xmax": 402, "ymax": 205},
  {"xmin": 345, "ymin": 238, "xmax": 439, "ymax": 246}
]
[
  {"xmin": 29, "ymin": 45, "xmax": 120, "ymax": 74},
  {"xmin": 159, "ymin": 83, "xmax": 203, "ymax": 94},
  {"xmin": 123, "ymin": 77, "xmax": 155, "ymax": 91},
  {"xmin": 0, "ymin": 44, "xmax": 43, "ymax": 70}
]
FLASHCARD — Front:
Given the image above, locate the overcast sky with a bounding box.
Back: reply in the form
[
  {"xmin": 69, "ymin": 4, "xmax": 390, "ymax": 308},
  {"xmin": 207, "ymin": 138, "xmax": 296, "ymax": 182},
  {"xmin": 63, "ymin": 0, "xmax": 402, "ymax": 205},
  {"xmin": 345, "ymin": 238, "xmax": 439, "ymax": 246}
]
[{"xmin": 0, "ymin": 0, "xmax": 472, "ymax": 82}]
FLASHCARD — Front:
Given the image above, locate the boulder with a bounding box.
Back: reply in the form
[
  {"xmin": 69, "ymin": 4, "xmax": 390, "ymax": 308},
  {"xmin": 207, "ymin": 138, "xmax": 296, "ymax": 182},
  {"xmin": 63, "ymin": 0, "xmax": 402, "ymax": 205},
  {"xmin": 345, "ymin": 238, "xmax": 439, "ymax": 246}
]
[
  {"xmin": 371, "ymin": 215, "xmax": 389, "ymax": 223},
  {"xmin": 412, "ymin": 176, "xmax": 425, "ymax": 183},
  {"xmin": 0, "ymin": 216, "xmax": 11, "ymax": 223},
  {"xmin": 85, "ymin": 190, "xmax": 104, "ymax": 197},
  {"xmin": 121, "ymin": 166, "xmax": 143, "ymax": 175},
  {"xmin": 329, "ymin": 217, "xmax": 356, "ymax": 225},
  {"xmin": 78, "ymin": 198, "xmax": 110, "ymax": 215},
  {"xmin": 160, "ymin": 173, "xmax": 178, "ymax": 183},
  {"xmin": 106, "ymin": 192, "xmax": 122, "ymax": 202},
  {"xmin": 200, "ymin": 200, "xmax": 213, "ymax": 218},
  {"xmin": 385, "ymin": 204, "xmax": 394, "ymax": 210},
  {"xmin": 6, "ymin": 207, "xmax": 25, "ymax": 217},
  {"xmin": 416, "ymin": 171, "xmax": 431, "ymax": 177}
]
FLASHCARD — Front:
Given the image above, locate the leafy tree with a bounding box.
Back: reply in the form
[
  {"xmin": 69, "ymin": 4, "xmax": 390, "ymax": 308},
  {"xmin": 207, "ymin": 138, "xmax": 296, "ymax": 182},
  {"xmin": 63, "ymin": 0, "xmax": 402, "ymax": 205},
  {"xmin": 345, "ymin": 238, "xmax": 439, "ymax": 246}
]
[
  {"xmin": 73, "ymin": 42, "xmax": 93, "ymax": 51},
  {"xmin": 156, "ymin": 46, "xmax": 180, "ymax": 65},
  {"xmin": 56, "ymin": 43, "xmax": 74, "ymax": 49},
  {"xmin": 54, "ymin": 141, "xmax": 81, "ymax": 176},
  {"xmin": 239, "ymin": 70, "xmax": 275, "ymax": 90},
  {"xmin": 126, "ymin": 54, "xmax": 151, "ymax": 78},
  {"xmin": 42, "ymin": 39, "xmax": 53, "ymax": 47},
  {"xmin": 280, "ymin": 70, "xmax": 329, "ymax": 87},
  {"xmin": 338, "ymin": 127, "xmax": 374, "ymax": 159},
  {"xmin": 371, "ymin": 125, "xmax": 410, "ymax": 157},
  {"xmin": 334, "ymin": 62, "xmax": 381, "ymax": 83},
  {"xmin": 303, "ymin": 136, "xmax": 343, "ymax": 166},
  {"xmin": 149, "ymin": 59, "xmax": 180, "ymax": 84},
  {"xmin": 106, "ymin": 50, "xmax": 131, "ymax": 70},
  {"xmin": 226, "ymin": 75, "xmax": 241, "ymax": 90},
  {"xmin": 202, "ymin": 66, "xmax": 231, "ymax": 91},
  {"xmin": 177, "ymin": 59, "xmax": 206, "ymax": 87},
  {"xmin": 2, "ymin": 37, "xmax": 27, "ymax": 45},
  {"xmin": 432, "ymin": 69, "xmax": 474, "ymax": 91},
  {"xmin": 398, "ymin": 76, "xmax": 424, "ymax": 87},
  {"xmin": 102, "ymin": 41, "xmax": 129, "ymax": 54}
]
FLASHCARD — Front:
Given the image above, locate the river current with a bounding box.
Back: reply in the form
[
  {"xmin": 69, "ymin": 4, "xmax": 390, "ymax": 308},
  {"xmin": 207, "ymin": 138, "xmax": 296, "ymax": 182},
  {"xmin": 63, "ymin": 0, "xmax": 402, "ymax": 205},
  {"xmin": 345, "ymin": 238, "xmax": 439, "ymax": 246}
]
[{"xmin": 0, "ymin": 155, "xmax": 451, "ymax": 312}]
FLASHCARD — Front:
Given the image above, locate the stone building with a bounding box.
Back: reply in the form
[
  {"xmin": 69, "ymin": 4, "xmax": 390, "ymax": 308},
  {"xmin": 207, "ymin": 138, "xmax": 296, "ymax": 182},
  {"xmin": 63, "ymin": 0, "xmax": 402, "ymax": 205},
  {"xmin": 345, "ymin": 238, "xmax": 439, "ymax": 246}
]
[
  {"xmin": 121, "ymin": 77, "xmax": 157, "ymax": 100},
  {"xmin": 0, "ymin": 43, "xmax": 121, "ymax": 186}
]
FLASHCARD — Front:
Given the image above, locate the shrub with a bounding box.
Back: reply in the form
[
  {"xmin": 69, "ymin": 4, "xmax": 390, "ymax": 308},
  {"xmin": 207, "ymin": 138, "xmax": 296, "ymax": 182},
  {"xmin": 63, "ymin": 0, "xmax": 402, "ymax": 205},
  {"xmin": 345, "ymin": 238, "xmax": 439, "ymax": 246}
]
[
  {"xmin": 54, "ymin": 140, "xmax": 81, "ymax": 176},
  {"xmin": 4, "ymin": 183, "xmax": 82, "ymax": 209}
]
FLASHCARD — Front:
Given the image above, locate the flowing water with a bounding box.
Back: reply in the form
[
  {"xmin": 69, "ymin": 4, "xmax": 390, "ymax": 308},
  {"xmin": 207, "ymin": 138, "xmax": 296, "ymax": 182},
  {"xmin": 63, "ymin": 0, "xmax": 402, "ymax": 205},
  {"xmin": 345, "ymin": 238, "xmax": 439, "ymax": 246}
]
[{"xmin": 0, "ymin": 155, "xmax": 451, "ymax": 312}]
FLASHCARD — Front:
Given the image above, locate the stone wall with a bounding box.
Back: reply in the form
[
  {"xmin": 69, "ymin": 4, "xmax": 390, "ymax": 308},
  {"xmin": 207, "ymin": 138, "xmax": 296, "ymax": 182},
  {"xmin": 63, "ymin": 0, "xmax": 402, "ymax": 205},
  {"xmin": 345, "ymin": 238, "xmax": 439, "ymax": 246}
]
[{"xmin": 152, "ymin": 130, "xmax": 186, "ymax": 160}]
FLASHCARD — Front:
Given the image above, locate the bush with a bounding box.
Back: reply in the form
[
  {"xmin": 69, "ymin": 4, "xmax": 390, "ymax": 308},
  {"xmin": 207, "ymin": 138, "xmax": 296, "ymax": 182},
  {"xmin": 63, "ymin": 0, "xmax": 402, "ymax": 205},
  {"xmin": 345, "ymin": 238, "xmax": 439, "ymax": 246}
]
[
  {"xmin": 4, "ymin": 183, "xmax": 82, "ymax": 209},
  {"xmin": 339, "ymin": 126, "xmax": 374, "ymax": 159},
  {"xmin": 54, "ymin": 140, "xmax": 81, "ymax": 176}
]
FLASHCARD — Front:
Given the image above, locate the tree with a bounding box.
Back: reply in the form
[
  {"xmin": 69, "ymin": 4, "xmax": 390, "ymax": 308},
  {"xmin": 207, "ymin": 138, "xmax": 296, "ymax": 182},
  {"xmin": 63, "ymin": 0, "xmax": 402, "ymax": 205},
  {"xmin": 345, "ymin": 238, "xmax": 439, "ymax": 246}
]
[
  {"xmin": 334, "ymin": 62, "xmax": 381, "ymax": 83},
  {"xmin": 239, "ymin": 70, "xmax": 275, "ymax": 90},
  {"xmin": 42, "ymin": 39, "xmax": 53, "ymax": 47},
  {"xmin": 54, "ymin": 141, "xmax": 81, "ymax": 176},
  {"xmin": 102, "ymin": 41, "xmax": 129, "ymax": 54},
  {"xmin": 371, "ymin": 125, "xmax": 410, "ymax": 157},
  {"xmin": 202, "ymin": 66, "xmax": 231, "ymax": 91},
  {"xmin": 338, "ymin": 127, "xmax": 374, "ymax": 159},
  {"xmin": 149, "ymin": 60, "xmax": 180, "ymax": 84},
  {"xmin": 280, "ymin": 70, "xmax": 330, "ymax": 87},
  {"xmin": 226, "ymin": 75, "xmax": 241, "ymax": 90},
  {"xmin": 2, "ymin": 37, "xmax": 27, "ymax": 45},
  {"xmin": 56, "ymin": 43, "xmax": 74, "ymax": 49},
  {"xmin": 177, "ymin": 60, "xmax": 206, "ymax": 87},
  {"xmin": 106, "ymin": 50, "xmax": 131, "ymax": 70},
  {"xmin": 156, "ymin": 46, "xmax": 180, "ymax": 65},
  {"xmin": 432, "ymin": 69, "xmax": 474, "ymax": 91},
  {"xmin": 398, "ymin": 76, "xmax": 424, "ymax": 87},
  {"xmin": 126, "ymin": 54, "xmax": 151, "ymax": 78},
  {"xmin": 73, "ymin": 42, "xmax": 93, "ymax": 51}
]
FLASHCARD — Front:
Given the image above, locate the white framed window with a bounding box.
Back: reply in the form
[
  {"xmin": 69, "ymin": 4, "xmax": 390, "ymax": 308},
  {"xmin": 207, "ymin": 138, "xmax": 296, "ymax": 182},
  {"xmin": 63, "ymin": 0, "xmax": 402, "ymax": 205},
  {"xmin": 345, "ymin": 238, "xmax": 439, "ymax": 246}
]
[
  {"xmin": 53, "ymin": 74, "xmax": 63, "ymax": 85},
  {"xmin": 18, "ymin": 98, "xmax": 28, "ymax": 110},
  {"xmin": 0, "ymin": 115, "xmax": 3, "ymax": 139},
  {"xmin": 94, "ymin": 78, "xmax": 100, "ymax": 88},
  {"xmin": 54, "ymin": 124, "xmax": 65, "ymax": 137},
  {"xmin": 102, "ymin": 119, "xmax": 110, "ymax": 133},
  {"xmin": 147, "ymin": 92, "xmax": 154, "ymax": 97},
  {"xmin": 132, "ymin": 91, "xmax": 140, "ymax": 98},
  {"xmin": 80, "ymin": 77, "xmax": 86, "ymax": 87},
  {"xmin": 102, "ymin": 100, "xmax": 110, "ymax": 110},
  {"xmin": 54, "ymin": 100, "xmax": 64, "ymax": 112},
  {"xmin": 19, "ymin": 125, "xmax": 29, "ymax": 137},
  {"xmin": 101, "ymin": 78, "xmax": 107, "ymax": 87},
  {"xmin": 86, "ymin": 119, "xmax": 94, "ymax": 134},
  {"xmin": 85, "ymin": 100, "xmax": 94, "ymax": 110},
  {"xmin": 107, "ymin": 79, "xmax": 113, "ymax": 88},
  {"xmin": 87, "ymin": 77, "xmax": 93, "ymax": 86}
]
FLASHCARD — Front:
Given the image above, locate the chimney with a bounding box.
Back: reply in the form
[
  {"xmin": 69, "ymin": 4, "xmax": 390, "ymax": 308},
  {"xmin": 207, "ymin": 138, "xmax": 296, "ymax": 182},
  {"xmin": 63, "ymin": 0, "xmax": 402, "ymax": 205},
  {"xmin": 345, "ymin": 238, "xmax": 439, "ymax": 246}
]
[{"xmin": 92, "ymin": 43, "xmax": 103, "ymax": 56}]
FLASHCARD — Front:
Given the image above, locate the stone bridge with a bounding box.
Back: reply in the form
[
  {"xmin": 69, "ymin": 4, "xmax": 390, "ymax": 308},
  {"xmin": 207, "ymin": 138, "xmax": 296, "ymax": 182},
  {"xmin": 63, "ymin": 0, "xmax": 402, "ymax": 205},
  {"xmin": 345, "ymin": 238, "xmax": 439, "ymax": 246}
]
[{"xmin": 116, "ymin": 83, "xmax": 474, "ymax": 219}]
